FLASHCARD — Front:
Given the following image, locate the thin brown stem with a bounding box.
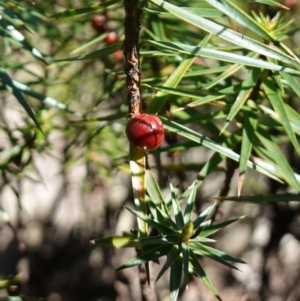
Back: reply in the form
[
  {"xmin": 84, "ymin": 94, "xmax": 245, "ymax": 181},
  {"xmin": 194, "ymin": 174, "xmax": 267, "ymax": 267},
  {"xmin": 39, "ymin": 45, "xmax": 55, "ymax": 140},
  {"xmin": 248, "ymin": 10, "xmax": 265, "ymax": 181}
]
[
  {"xmin": 123, "ymin": 0, "xmax": 142, "ymax": 118},
  {"xmin": 123, "ymin": 2, "xmax": 157, "ymax": 301}
]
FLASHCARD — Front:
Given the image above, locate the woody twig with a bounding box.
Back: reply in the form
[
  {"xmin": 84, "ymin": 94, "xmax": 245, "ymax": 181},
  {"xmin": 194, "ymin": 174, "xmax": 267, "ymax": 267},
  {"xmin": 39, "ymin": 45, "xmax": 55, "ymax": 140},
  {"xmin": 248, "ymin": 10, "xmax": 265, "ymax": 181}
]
[{"xmin": 123, "ymin": 0, "xmax": 142, "ymax": 118}]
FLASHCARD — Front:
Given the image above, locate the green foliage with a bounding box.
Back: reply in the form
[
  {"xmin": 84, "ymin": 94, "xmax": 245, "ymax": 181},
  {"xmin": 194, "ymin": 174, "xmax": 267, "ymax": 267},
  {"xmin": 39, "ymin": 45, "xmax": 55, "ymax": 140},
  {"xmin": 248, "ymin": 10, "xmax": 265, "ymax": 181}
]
[
  {"xmin": 1, "ymin": 0, "xmax": 300, "ymax": 189},
  {"xmin": 94, "ymin": 171, "xmax": 244, "ymax": 301},
  {"xmin": 0, "ymin": 0, "xmax": 128, "ymax": 187},
  {"xmin": 1, "ymin": 0, "xmax": 300, "ymax": 300}
]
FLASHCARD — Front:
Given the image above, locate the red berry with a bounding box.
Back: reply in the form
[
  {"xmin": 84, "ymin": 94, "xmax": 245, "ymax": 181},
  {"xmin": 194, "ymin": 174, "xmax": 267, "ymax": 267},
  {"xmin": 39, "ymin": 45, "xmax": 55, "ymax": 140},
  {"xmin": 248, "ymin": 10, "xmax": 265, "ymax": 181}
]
[
  {"xmin": 105, "ymin": 31, "xmax": 118, "ymax": 44},
  {"xmin": 126, "ymin": 114, "xmax": 165, "ymax": 151},
  {"xmin": 113, "ymin": 49, "xmax": 123, "ymax": 62},
  {"xmin": 92, "ymin": 14, "xmax": 106, "ymax": 34},
  {"xmin": 284, "ymin": 0, "xmax": 297, "ymax": 9}
]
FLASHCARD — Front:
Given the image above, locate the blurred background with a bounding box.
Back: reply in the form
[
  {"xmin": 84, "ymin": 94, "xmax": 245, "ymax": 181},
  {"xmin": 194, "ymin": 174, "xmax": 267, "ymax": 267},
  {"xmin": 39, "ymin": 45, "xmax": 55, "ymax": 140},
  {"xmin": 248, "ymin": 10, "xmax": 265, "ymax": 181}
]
[{"xmin": 0, "ymin": 0, "xmax": 300, "ymax": 300}]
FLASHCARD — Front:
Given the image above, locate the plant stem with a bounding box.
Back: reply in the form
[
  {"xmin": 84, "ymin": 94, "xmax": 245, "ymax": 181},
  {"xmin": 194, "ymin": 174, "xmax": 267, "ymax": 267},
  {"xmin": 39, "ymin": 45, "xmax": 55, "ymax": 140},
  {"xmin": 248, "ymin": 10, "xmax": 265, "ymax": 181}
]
[
  {"xmin": 123, "ymin": 2, "xmax": 156, "ymax": 300},
  {"xmin": 123, "ymin": 0, "xmax": 142, "ymax": 118}
]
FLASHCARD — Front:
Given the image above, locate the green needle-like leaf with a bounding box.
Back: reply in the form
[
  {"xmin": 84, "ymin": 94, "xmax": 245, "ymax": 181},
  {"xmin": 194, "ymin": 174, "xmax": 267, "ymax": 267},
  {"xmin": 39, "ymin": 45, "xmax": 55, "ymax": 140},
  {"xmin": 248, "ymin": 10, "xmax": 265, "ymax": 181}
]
[
  {"xmin": 138, "ymin": 235, "xmax": 180, "ymax": 247},
  {"xmin": 11, "ymin": 80, "xmax": 82, "ymax": 117},
  {"xmin": 146, "ymin": 34, "xmax": 211, "ymax": 114},
  {"xmin": 50, "ymin": 0, "xmax": 120, "ymax": 18},
  {"xmin": 143, "ymin": 84, "xmax": 224, "ymax": 104},
  {"xmin": 239, "ymin": 111, "xmax": 258, "ymax": 174},
  {"xmin": 191, "ymin": 242, "xmax": 245, "ymax": 266},
  {"xmin": 201, "ymin": 61, "xmax": 246, "ymax": 91},
  {"xmin": 257, "ymin": 103, "xmax": 300, "ymax": 136},
  {"xmin": 199, "ymin": 216, "xmax": 245, "ymax": 237},
  {"xmin": 161, "ymin": 117, "xmax": 282, "ymax": 182},
  {"xmin": 146, "ymin": 169, "xmax": 164, "ymax": 205},
  {"xmin": 164, "ymin": 186, "xmax": 180, "ymax": 209},
  {"xmin": 182, "ymin": 243, "xmax": 190, "ymax": 289},
  {"xmin": 170, "ymin": 255, "xmax": 182, "ymax": 301},
  {"xmin": 0, "ymin": 68, "xmax": 41, "ymax": 130},
  {"xmin": 144, "ymin": 7, "xmax": 224, "ymax": 18},
  {"xmin": 170, "ymin": 182, "xmax": 185, "ymax": 229},
  {"xmin": 149, "ymin": 0, "xmax": 299, "ymax": 68},
  {"xmin": 193, "ymin": 203, "xmax": 216, "ymax": 230},
  {"xmin": 256, "ymin": 128, "xmax": 300, "ymax": 192},
  {"xmin": 0, "ymin": 14, "xmax": 51, "ymax": 64},
  {"xmin": 125, "ymin": 206, "xmax": 176, "ymax": 235},
  {"xmin": 70, "ymin": 34, "xmax": 109, "ymax": 55},
  {"xmin": 284, "ymin": 105, "xmax": 300, "ymax": 136},
  {"xmin": 190, "ymin": 250, "xmax": 222, "ymax": 301},
  {"xmin": 146, "ymin": 198, "xmax": 181, "ymax": 232},
  {"xmin": 205, "ymin": 0, "xmax": 275, "ymax": 41},
  {"xmin": 281, "ymin": 72, "xmax": 300, "ymax": 100},
  {"xmin": 262, "ymin": 75, "xmax": 300, "ymax": 156},
  {"xmin": 218, "ymin": 193, "xmax": 300, "ymax": 203},
  {"xmin": 156, "ymin": 245, "xmax": 181, "ymax": 283},
  {"xmin": 221, "ymin": 68, "xmax": 261, "ymax": 134},
  {"xmin": 191, "ymin": 237, "xmax": 216, "ymax": 244},
  {"xmin": 91, "ymin": 235, "xmax": 141, "ymax": 248},
  {"xmin": 254, "ymin": 0, "xmax": 289, "ymax": 8},
  {"xmin": 150, "ymin": 13, "xmax": 166, "ymax": 40},
  {"xmin": 267, "ymin": 59, "xmax": 284, "ymax": 93},
  {"xmin": 0, "ymin": 3, "xmax": 24, "ymax": 27},
  {"xmin": 253, "ymin": 144, "xmax": 295, "ymax": 179},
  {"xmin": 238, "ymin": 109, "xmax": 258, "ymax": 195},
  {"xmin": 54, "ymin": 43, "xmax": 122, "ymax": 62},
  {"xmin": 183, "ymin": 181, "xmax": 197, "ymax": 224},
  {"xmin": 117, "ymin": 244, "xmax": 173, "ymax": 270},
  {"xmin": 146, "ymin": 41, "xmax": 300, "ymax": 75}
]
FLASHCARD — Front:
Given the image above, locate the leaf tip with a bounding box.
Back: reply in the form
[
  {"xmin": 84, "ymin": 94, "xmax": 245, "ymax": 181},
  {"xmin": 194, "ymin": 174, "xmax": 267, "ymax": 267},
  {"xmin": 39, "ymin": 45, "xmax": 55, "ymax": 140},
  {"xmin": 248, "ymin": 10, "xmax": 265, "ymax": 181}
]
[{"xmin": 237, "ymin": 173, "xmax": 245, "ymax": 197}]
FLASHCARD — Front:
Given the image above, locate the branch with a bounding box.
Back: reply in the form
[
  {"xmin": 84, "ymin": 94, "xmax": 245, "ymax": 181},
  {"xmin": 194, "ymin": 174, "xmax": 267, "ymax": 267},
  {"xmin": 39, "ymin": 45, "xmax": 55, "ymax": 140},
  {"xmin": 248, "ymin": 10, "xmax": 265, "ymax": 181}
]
[{"xmin": 123, "ymin": 0, "xmax": 142, "ymax": 118}]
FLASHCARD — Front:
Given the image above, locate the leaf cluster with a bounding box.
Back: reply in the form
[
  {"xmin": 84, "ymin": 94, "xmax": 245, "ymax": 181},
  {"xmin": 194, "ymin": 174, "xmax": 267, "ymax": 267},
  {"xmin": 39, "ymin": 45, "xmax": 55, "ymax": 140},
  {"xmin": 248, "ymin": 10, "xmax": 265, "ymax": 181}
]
[
  {"xmin": 94, "ymin": 171, "xmax": 244, "ymax": 301},
  {"xmin": 1, "ymin": 0, "xmax": 300, "ymax": 192}
]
